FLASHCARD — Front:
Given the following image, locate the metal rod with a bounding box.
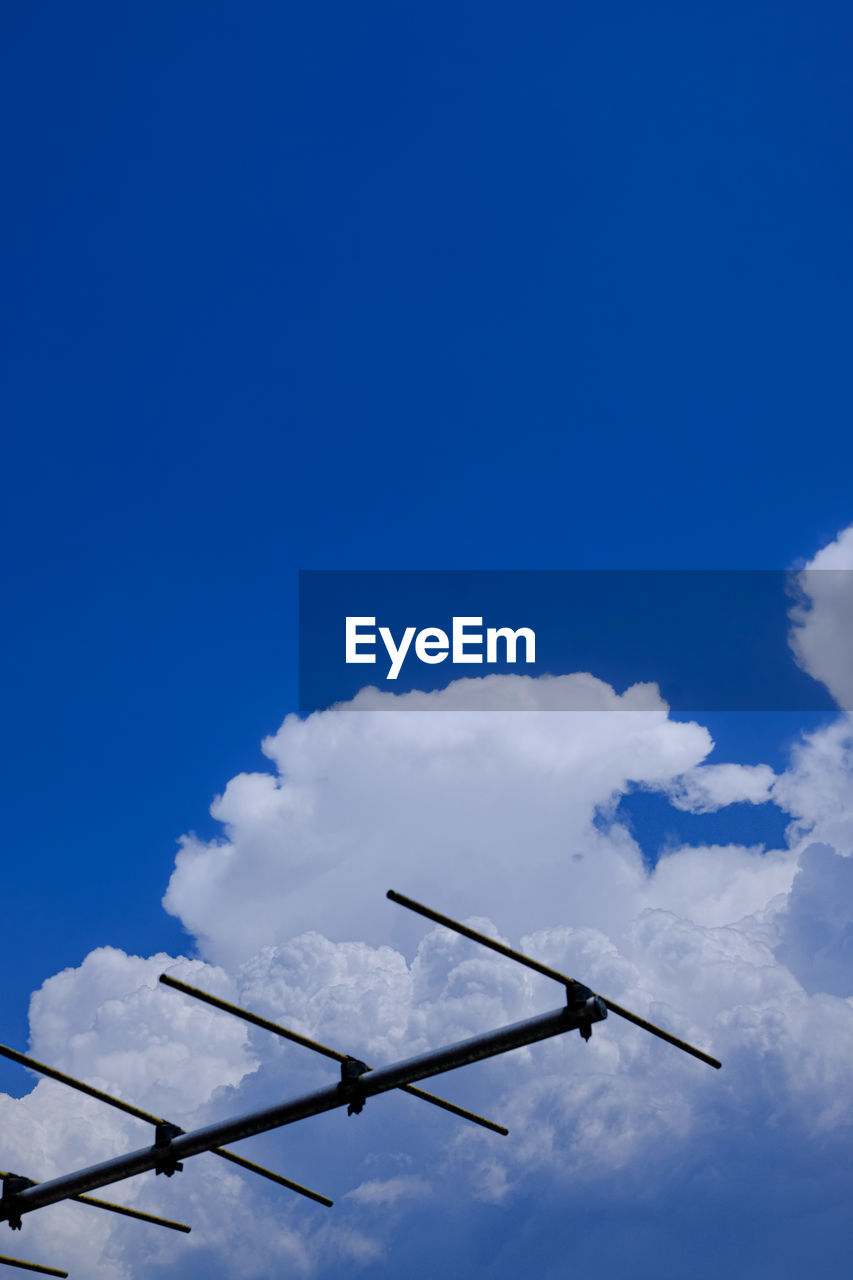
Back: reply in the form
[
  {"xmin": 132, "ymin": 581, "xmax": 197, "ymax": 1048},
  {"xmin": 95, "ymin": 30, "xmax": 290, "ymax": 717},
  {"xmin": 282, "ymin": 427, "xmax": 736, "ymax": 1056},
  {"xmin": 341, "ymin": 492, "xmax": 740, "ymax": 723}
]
[
  {"xmin": 5, "ymin": 1002, "xmax": 599, "ymax": 1222},
  {"xmin": 68, "ymin": 1197, "xmax": 190, "ymax": 1232},
  {"xmin": 387, "ymin": 890, "xmax": 722, "ymax": 1070},
  {"xmin": 159, "ymin": 975, "xmax": 345, "ymax": 1062},
  {"xmin": 0, "ymin": 1174, "xmax": 189, "ymax": 1234},
  {"xmin": 398, "ymin": 1083, "xmax": 505, "ymax": 1131},
  {"xmin": 210, "ymin": 1149, "xmax": 332, "ymax": 1207},
  {"xmin": 159, "ymin": 974, "xmax": 508, "ymax": 1135},
  {"xmin": 587, "ymin": 997, "xmax": 721, "ymax": 1067},
  {"xmin": 0, "ymin": 1043, "xmax": 165, "ymax": 1126},
  {"xmin": 0, "ymin": 1255, "xmax": 67, "ymax": 1277},
  {"xmin": 387, "ymin": 891, "xmax": 573, "ymax": 985}
]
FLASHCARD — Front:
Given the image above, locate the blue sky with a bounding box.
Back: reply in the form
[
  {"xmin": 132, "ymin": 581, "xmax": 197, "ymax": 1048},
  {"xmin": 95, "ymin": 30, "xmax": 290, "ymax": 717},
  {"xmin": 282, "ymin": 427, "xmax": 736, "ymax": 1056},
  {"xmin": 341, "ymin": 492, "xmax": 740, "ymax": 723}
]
[{"xmin": 1, "ymin": 3, "xmax": 852, "ymax": 1277}]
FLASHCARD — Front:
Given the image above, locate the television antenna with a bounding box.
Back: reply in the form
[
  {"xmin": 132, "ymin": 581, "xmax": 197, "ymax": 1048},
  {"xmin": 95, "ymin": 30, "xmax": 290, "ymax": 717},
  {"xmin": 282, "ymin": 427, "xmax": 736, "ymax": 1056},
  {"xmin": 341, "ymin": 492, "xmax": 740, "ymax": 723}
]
[{"xmin": 1, "ymin": 891, "xmax": 720, "ymax": 1275}]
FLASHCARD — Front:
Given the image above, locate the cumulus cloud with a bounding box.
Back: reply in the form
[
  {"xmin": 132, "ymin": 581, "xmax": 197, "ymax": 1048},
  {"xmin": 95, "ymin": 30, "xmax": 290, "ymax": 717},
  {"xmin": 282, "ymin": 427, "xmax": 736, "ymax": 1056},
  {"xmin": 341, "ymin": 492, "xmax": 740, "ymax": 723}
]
[
  {"xmin": 3, "ymin": 525, "xmax": 853, "ymax": 1279},
  {"xmin": 788, "ymin": 523, "xmax": 853, "ymax": 711},
  {"xmin": 774, "ymin": 843, "xmax": 853, "ymax": 995},
  {"xmin": 771, "ymin": 714, "xmax": 853, "ymax": 851},
  {"xmin": 163, "ymin": 678, "xmax": 713, "ymax": 967}
]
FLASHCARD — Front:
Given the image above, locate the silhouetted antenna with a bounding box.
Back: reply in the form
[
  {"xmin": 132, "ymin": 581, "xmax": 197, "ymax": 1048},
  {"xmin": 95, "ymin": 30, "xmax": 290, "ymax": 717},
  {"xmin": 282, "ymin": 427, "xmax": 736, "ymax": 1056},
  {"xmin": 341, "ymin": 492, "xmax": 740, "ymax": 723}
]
[
  {"xmin": 159, "ymin": 973, "xmax": 508, "ymax": 1134},
  {"xmin": 386, "ymin": 890, "xmax": 721, "ymax": 1069},
  {"xmin": 0, "ymin": 1253, "xmax": 67, "ymax": 1277},
  {"xmin": 1, "ymin": 892, "xmax": 720, "ymax": 1274},
  {"xmin": 0, "ymin": 1041, "xmax": 332, "ymax": 1208}
]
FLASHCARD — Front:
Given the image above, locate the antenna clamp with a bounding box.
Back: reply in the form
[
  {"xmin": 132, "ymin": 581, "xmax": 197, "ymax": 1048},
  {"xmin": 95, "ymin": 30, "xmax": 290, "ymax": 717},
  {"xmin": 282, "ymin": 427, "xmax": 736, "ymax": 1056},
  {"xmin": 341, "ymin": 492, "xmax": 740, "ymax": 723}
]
[
  {"xmin": 153, "ymin": 1122, "xmax": 184, "ymax": 1177},
  {"xmin": 338, "ymin": 1056, "xmax": 370, "ymax": 1116},
  {"xmin": 565, "ymin": 983, "xmax": 607, "ymax": 1041},
  {"xmin": 1, "ymin": 1174, "xmax": 35, "ymax": 1230}
]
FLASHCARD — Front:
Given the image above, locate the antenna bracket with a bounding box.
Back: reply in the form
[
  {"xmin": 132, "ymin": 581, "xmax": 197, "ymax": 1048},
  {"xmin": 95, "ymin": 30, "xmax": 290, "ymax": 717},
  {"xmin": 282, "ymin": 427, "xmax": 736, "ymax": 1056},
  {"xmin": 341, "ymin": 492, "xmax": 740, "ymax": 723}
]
[
  {"xmin": 564, "ymin": 983, "xmax": 607, "ymax": 1042},
  {"xmin": 338, "ymin": 1056, "xmax": 370, "ymax": 1116},
  {"xmin": 153, "ymin": 1122, "xmax": 184, "ymax": 1177},
  {"xmin": 1, "ymin": 1174, "xmax": 35, "ymax": 1230}
]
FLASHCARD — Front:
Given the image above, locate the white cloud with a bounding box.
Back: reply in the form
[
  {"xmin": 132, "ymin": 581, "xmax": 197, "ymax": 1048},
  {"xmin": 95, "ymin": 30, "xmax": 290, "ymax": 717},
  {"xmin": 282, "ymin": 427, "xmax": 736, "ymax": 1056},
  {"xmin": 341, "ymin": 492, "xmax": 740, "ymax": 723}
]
[
  {"xmin": 163, "ymin": 679, "xmax": 713, "ymax": 967},
  {"xmin": 774, "ymin": 842, "xmax": 853, "ymax": 995},
  {"xmin": 771, "ymin": 714, "xmax": 853, "ymax": 851},
  {"xmin": 27, "ymin": 949, "xmax": 256, "ymax": 1122},
  {"xmin": 788, "ymin": 523, "xmax": 853, "ymax": 711},
  {"xmin": 345, "ymin": 1175, "xmax": 431, "ymax": 1207},
  {"xmin": 664, "ymin": 762, "xmax": 776, "ymax": 813}
]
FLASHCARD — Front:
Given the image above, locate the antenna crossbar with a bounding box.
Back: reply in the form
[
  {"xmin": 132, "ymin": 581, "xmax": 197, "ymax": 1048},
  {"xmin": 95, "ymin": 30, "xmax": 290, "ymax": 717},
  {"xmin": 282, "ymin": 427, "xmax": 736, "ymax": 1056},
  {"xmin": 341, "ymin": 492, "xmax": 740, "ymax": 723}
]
[
  {"xmin": 0, "ymin": 1173, "xmax": 189, "ymax": 1234},
  {"xmin": 386, "ymin": 890, "xmax": 721, "ymax": 1070},
  {"xmin": 67, "ymin": 1196, "xmax": 190, "ymax": 1232},
  {"xmin": 159, "ymin": 974, "xmax": 507, "ymax": 1136},
  {"xmin": 0, "ymin": 1255, "xmax": 67, "ymax": 1277},
  {"xmin": 0, "ymin": 1045, "xmax": 165, "ymax": 1127},
  {"xmin": 210, "ymin": 1148, "xmax": 331, "ymax": 1206}
]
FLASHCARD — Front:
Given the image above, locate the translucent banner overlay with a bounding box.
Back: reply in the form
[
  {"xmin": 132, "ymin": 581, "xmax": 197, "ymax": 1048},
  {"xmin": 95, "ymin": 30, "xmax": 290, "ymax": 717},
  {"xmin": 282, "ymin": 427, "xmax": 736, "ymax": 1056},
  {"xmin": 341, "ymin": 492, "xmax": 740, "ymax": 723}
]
[{"xmin": 298, "ymin": 570, "xmax": 849, "ymax": 712}]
